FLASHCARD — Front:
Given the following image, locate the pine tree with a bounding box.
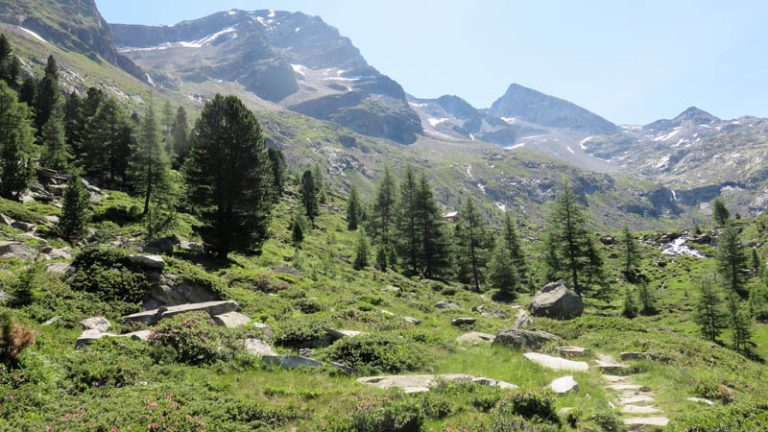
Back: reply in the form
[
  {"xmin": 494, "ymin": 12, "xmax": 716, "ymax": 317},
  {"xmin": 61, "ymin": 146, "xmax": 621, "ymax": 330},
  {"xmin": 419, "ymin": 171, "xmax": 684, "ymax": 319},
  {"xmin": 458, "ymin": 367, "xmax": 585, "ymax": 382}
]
[
  {"xmin": 267, "ymin": 147, "xmax": 286, "ymax": 196},
  {"xmin": 291, "ymin": 214, "xmax": 304, "ymax": 247},
  {"xmin": 0, "ymin": 34, "xmax": 20, "ymax": 88},
  {"xmin": 40, "ymin": 95, "xmax": 68, "ymax": 170},
  {"xmin": 713, "ymin": 198, "xmax": 730, "ymax": 226},
  {"xmin": 717, "ymin": 224, "xmax": 749, "ymax": 297},
  {"xmin": 727, "ymin": 292, "xmax": 754, "ymax": 355},
  {"xmin": 621, "ymin": 224, "xmax": 639, "ymax": 279},
  {"xmin": 622, "ymin": 287, "xmax": 638, "ymax": 318},
  {"xmin": 501, "ymin": 212, "xmax": 527, "ymax": 282},
  {"xmin": 35, "ymin": 55, "xmax": 59, "ymax": 133},
  {"xmin": 415, "ymin": 173, "xmax": 451, "ymax": 279},
  {"xmin": 347, "ymin": 186, "xmax": 362, "ymax": 230},
  {"xmin": 184, "ymin": 94, "xmax": 274, "ymax": 258},
  {"xmin": 489, "ymin": 238, "xmax": 517, "ymax": 299},
  {"xmin": 543, "ymin": 181, "xmax": 603, "ymax": 296},
  {"xmin": 354, "ymin": 227, "xmax": 370, "ymax": 270},
  {"xmin": 81, "ymin": 97, "xmax": 132, "ymax": 185},
  {"xmin": 396, "ymin": 166, "xmax": 420, "ymax": 276},
  {"xmin": 0, "ymin": 81, "xmax": 35, "ymax": 201},
  {"xmin": 456, "ymin": 197, "xmax": 489, "ymax": 291},
  {"xmin": 171, "ymin": 106, "xmax": 190, "ymax": 167},
  {"xmin": 371, "ymin": 166, "xmax": 397, "ymax": 245},
  {"xmin": 637, "ymin": 283, "xmax": 657, "ymax": 315},
  {"xmin": 18, "ymin": 78, "xmax": 36, "ymax": 107},
  {"xmin": 313, "ymin": 164, "xmax": 327, "ymax": 204},
  {"xmin": 301, "ymin": 170, "xmax": 319, "ymax": 225},
  {"xmin": 130, "ymin": 101, "xmax": 171, "ymax": 218},
  {"xmin": 58, "ymin": 171, "xmax": 90, "ymax": 243},
  {"xmin": 694, "ymin": 276, "xmax": 727, "ymax": 341},
  {"xmin": 162, "ymin": 100, "xmax": 174, "ymax": 156}
]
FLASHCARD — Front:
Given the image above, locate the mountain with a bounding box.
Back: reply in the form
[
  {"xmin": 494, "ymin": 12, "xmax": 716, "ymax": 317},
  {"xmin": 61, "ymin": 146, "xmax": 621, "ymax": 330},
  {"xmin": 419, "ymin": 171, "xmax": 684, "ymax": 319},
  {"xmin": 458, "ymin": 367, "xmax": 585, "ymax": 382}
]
[
  {"xmin": 488, "ymin": 83, "xmax": 620, "ymax": 135},
  {"xmin": 644, "ymin": 106, "xmax": 720, "ymax": 132},
  {"xmin": 109, "ymin": 10, "xmax": 422, "ymax": 144},
  {"xmin": 0, "ymin": 0, "xmax": 144, "ymax": 79}
]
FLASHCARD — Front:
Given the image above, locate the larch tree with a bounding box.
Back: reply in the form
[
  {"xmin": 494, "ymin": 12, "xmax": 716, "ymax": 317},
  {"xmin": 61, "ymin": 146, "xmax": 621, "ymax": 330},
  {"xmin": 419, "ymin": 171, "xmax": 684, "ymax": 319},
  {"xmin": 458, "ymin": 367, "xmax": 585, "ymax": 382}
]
[
  {"xmin": 694, "ymin": 275, "xmax": 727, "ymax": 342},
  {"xmin": 370, "ymin": 166, "xmax": 397, "ymax": 270},
  {"xmin": 353, "ymin": 227, "xmax": 370, "ymax": 270},
  {"xmin": 34, "ymin": 55, "xmax": 59, "ymax": 133},
  {"xmin": 396, "ymin": 166, "xmax": 420, "ymax": 276},
  {"xmin": 415, "ymin": 173, "xmax": 451, "ymax": 279},
  {"xmin": 184, "ymin": 94, "xmax": 275, "ymax": 258},
  {"xmin": 300, "ymin": 170, "xmax": 319, "ymax": 225},
  {"xmin": 39, "ymin": 95, "xmax": 68, "ymax": 170},
  {"xmin": 501, "ymin": 211, "xmax": 527, "ymax": 283},
  {"xmin": 717, "ymin": 224, "xmax": 749, "ymax": 298},
  {"xmin": 621, "ymin": 224, "xmax": 639, "ymax": 279},
  {"xmin": 455, "ymin": 197, "xmax": 489, "ymax": 291},
  {"xmin": 346, "ymin": 185, "xmax": 362, "ymax": 230},
  {"xmin": 0, "ymin": 81, "xmax": 35, "ymax": 200},
  {"xmin": 713, "ymin": 198, "xmax": 730, "ymax": 226},
  {"xmin": 267, "ymin": 147, "xmax": 286, "ymax": 197},
  {"xmin": 489, "ymin": 237, "xmax": 517, "ymax": 299},
  {"xmin": 0, "ymin": 34, "xmax": 20, "ymax": 88},
  {"xmin": 171, "ymin": 106, "xmax": 190, "ymax": 168},
  {"xmin": 58, "ymin": 171, "xmax": 90, "ymax": 243},
  {"xmin": 727, "ymin": 292, "xmax": 754, "ymax": 355}
]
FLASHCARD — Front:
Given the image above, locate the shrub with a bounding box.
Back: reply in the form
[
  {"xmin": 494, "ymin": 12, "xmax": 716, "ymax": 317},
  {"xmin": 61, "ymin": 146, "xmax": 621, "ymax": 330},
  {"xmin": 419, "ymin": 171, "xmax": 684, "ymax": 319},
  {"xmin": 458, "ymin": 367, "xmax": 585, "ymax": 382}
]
[
  {"xmin": 274, "ymin": 316, "xmax": 330, "ymax": 348},
  {"xmin": 494, "ymin": 389, "xmax": 560, "ymax": 425},
  {"xmin": 294, "ymin": 297, "xmax": 324, "ymax": 314},
  {"xmin": 324, "ymin": 334, "xmax": 424, "ymax": 373},
  {"xmin": 69, "ymin": 263, "xmax": 151, "ymax": 304},
  {"xmin": 231, "ymin": 271, "xmax": 290, "ymax": 293},
  {"xmin": 0, "ymin": 312, "xmax": 35, "ymax": 366},
  {"xmin": 65, "ymin": 339, "xmax": 147, "ymax": 392},
  {"xmin": 150, "ymin": 312, "xmax": 244, "ymax": 365},
  {"xmin": 537, "ymin": 316, "xmax": 646, "ymax": 339},
  {"xmin": 326, "ymin": 396, "xmax": 424, "ymax": 432}
]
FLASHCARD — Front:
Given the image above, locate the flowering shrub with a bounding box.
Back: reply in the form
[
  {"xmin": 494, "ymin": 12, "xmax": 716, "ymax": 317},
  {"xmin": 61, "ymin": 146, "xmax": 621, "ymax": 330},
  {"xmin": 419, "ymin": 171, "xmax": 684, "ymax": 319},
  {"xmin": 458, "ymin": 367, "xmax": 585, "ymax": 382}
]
[{"xmin": 143, "ymin": 394, "xmax": 208, "ymax": 432}]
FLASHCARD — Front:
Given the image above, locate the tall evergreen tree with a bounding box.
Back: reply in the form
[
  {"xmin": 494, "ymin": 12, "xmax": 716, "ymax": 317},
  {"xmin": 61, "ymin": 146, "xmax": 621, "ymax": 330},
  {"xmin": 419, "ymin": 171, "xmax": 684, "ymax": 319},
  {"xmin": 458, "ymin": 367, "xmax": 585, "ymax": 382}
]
[
  {"xmin": 131, "ymin": 101, "xmax": 171, "ymax": 220},
  {"xmin": 396, "ymin": 166, "xmax": 420, "ymax": 276},
  {"xmin": 543, "ymin": 181, "xmax": 604, "ymax": 296},
  {"xmin": 266, "ymin": 147, "xmax": 286, "ymax": 196},
  {"xmin": 694, "ymin": 276, "xmax": 727, "ymax": 342},
  {"xmin": 717, "ymin": 224, "xmax": 749, "ymax": 297},
  {"xmin": 622, "ymin": 288, "xmax": 638, "ymax": 318},
  {"xmin": 81, "ymin": 97, "xmax": 132, "ymax": 185},
  {"xmin": 346, "ymin": 186, "xmax": 362, "ymax": 230},
  {"xmin": 162, "ymin": 100, "xmax": 174, "ymax": 156},
  {"xmin": 35, "ymin": 55, "xmax": 59, "ymax": 133},
  {"xmin": 0, "ymin": 34, "xmax": 20, "ymax": 88},
  {"xmin": 415, "ymin": 173, "xmax": 451, "ymax": 279},
  {"xmin": 171, "ymin": 106, "xmax": 190, "ymax": 167},
  {"xmin": 313, "ymin": 164, "xmax": 327, "ymax": 204},
  {"xmin": 455, "ymin": 197, "xmax": 489, "ymax": 291},
  {"xmin": 621, "ymin": 224, "xmax": 639, "ymax": 279},
  {"xmin": 501, "ymin": 212, "xmax": 527, "ymax": 282},
  {"xmin": 184, "ymin": 94, "xmax": 274, "ymax": 258},
  {"xmin": 727, "ymin": 292, "xmax": 754, "ymax": 355},
  {"xmin": 0, "ymin": 81, "xmax": 35, "ymax": 200},
  {"xmin": 713, "ymin": 198, "xmax": 730, "ymax": 226},
  {"xmin": 18, "ymin": 78, "xmax": 36, "ymax": 107},
  {"xmin": 58, "ymin": 171, "xmax": 90, "ymax": 243},
  {"xmin": 354, "ymin": 227, "xmax": 370, "ymax": 270},
  {"xmin": 291, "ymin": 214, "xmax": 304, "ymax": 247},
  {"xmin": 371, "ymin": 166, "xmax": 397, "ymax": 244},
  {"xmin": 300, "ymin": 170, "xmax": 319, "ymax": 225},
  {"xmin": 637, "ymin": 283, "xmax": 657, "ymax": 315},
  {"xmin": 39, "ymin": 95, "xmax": 68, "ymax": 170},
  {"xmin": 489, "ymin": 237, "xmax": 517, "ymax": 298}
]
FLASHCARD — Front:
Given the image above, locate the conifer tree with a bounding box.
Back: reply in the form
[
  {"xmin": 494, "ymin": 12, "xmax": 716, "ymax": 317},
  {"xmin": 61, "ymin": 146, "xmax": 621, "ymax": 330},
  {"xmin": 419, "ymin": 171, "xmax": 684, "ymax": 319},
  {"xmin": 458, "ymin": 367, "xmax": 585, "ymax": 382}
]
[
  {"xmin": 81, "ymin": 97, "xmax": 132, "ymax": 185},
  {"xmin": 291, "ymin": 215, "xmax": 304, "ymax": 247},
  {"xmin": 171, "ymin": 106, "xmax": 190, "ymax": 167},
  {"xmin": 313, "ymin": 164, "xmax": 327, "ymax": 204},
  {"xmin": 301, "ymin": 170, "xmax": 319, "ymax": 225},
  {"xmin": 35, "ymin": 55, "xmax": 59, "ymax": 133},
  {"xmin": 637, "ymin": 283, "xmax": 657, "ymax": 315},
  {"xmin": 622, "ymin": 287, "xmax": 638, "ymax": 318},
  {"xmin": 0, "ymin": 81, "xmax": 35, "ymax": 200},
  {"xmin": 415, "ymin": 173, "xmax": 451, "ymax": 279},
  {"xmin": 543, "ymin": 181, "xmax": 603, "ymax": 296},
  {"xmin": 396, "ymin": 166, "xmax": 420, "ymax": 276},
  {"xmin": 267, "ymin": 147, "xmax": 286, "ymax": 196},
  {"xmin": 346, "ymin": 186, "xmax": 362, "ymax": 230},
  {"xmin": 489, "ymin": 237, "xmax": 517, "ymax": 298},
  {"xmin": 501, "ymin": 211, "xmax": 527, "ymax": 282},
  {"xmin": 717, "ymin": 224, "xmax": 749, "ymax": 297},
  {"xmin": 354, "ymin": 227, "xmax": 370, "ymax": 270},
  {"xmin": 162, "ymin": 100, "xmax": 174, "ymax": 156},
  {"xmin": 621, "ymin": 224, "xmax": 639, "ymax": 279},
  {"xmin": 130, "ymin": 101, "xmax": 171, "ymax": 218},
  {"xmin": 40, "ymin": 95, "xmax": 68, "ymax": 170},
  {"xmin": 58, "ymin": 171, "xmax": 90, "ymax": 243},
  {"xmin": 694, "ymin": 276, "xmax": 727, "ymax": 341},
  {"xmin": 371, "ymin": 166, "xmax": 397, "ymax": 245},
  {"xmin": 713, "ymin": 198, "xmax": 730, "ymax": 226},
  {"xmin": 184, "ymin": 94, "xmax": 274, "ymax": 258},
  {"xmin": 18, "ymin": 78, "xmax": 36, "ymax": 107},
  {"xmin": 456, "ymin": 197, "xmax": 489, "ymax": 291},
  {"xmin": 727, "ymin": 292, "xmax": 754, "ymax": 355},
  {"xmin": 0, "ymin": 34, "xmax": 20, "ymax": 88}
]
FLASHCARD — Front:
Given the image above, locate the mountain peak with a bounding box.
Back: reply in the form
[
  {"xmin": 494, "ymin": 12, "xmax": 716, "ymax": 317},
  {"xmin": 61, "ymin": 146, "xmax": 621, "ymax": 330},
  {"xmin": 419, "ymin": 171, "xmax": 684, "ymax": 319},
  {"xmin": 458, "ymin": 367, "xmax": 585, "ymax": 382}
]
[{"xmin": 674, "ymin": 106, "xmax": 720, "ymax": 124}]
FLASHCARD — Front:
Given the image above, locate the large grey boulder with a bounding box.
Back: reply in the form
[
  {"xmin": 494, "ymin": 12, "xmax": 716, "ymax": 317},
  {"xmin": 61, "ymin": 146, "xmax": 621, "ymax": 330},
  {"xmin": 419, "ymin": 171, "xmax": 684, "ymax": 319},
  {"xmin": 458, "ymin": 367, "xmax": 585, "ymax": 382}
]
[
  {"xmin": 523, "ymin": 353, "xmax": 589, "ymax": 372},
  {"xmin": 123, "ymin": 300, "xmax": 239, "ymax": 325},
  {"xmin": 212, "ymin": 312, "xmax": 251, "ymax": 328},
  {"xmin": 127, "ymin": 254, "xmax": 165, "ymax": 271},
  {"xmin": 243, "ymin": 338, "xmax": 277, "ymax": 357},
  {"xmin": 530, "ymin": 281, "xmax": 583, "ymax": 319},
  {"xmin": 550, "ymin": 375, "xmax": 579, "ymax": 393},
  {"xmin": 493, "ymin": 328, "xmax": 561, "ymax": 350},
  {"xmin": 0, "ymin": 241, "xmax": 36, "ymax": 260},
  {"xmin": 80, "ymin": 316, "xmax": 110, "ymax": 332},
  {"xmin": 143, "ymin": 273, "xmax": 220, "ymax": 309},
  {"xmin": 326, "ymin": 328, "xmax": 366, "ymax": 339},
  {"xmin": 456, "ymin": 332, "xmax": 496, "ymax": 344}
]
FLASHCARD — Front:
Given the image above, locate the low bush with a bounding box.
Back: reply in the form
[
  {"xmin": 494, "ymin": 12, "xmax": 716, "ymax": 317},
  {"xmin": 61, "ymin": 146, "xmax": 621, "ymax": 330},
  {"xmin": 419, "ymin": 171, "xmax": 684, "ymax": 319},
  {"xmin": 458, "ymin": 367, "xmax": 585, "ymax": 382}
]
[
  {"xmin": 150, "ymin": 312, "xmax": 245, "ymax": 365},
  {"xmin": 229, "ymin": 271, "xmax": 289, "ymax": 293},
  {"xmin": 294, "ymin": 297, "xmax": 325, "ymax": 314},
  {"xmin": 536, "ymin": 316, "xmax": 647, "ymax": 339},
  {"xmin": 326, "ymin": 396, "xmax": 424, "ymax": 432},
  {"xmin": 274, "ymin": 316, "xmax": 330, "ymax": 348},
  {"xmin": 69, "ymin": 263, "xmax": 151, "ymax": 304},
  {"xmin": 323, "ymin": 334, "xmax": 424, "ymax": 373},
  {"xmin": 494, "ymin": 389, "xmax": 560, "ymax": 425}
]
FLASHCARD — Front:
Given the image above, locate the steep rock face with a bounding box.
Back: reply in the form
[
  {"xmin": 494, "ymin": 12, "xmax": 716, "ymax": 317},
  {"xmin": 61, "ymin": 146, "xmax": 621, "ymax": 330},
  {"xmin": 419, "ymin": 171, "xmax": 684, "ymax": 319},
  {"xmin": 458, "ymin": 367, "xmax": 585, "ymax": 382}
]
[
  {"xmin": 0, "ymin": 0, "xmax": 144, "ymax": 79},
  {"xmin": 110, "ymin": 10, "xmax": 421, "ymax": 143},
  {"xmin": 489, "ymin": 84, "xmax": 619, "ymax": 134}
]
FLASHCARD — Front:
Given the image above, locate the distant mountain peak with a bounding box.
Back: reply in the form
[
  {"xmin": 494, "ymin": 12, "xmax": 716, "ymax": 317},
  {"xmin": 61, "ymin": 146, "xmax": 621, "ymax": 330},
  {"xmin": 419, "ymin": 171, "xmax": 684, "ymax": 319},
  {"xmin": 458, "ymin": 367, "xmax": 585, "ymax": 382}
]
[
  {"xmin": 674, "ymin": 106, "xmax": 720, "ymax": 124},
  {"xmin": 488, "ymin": 83, "xmax": 619, "ymax": 134}
]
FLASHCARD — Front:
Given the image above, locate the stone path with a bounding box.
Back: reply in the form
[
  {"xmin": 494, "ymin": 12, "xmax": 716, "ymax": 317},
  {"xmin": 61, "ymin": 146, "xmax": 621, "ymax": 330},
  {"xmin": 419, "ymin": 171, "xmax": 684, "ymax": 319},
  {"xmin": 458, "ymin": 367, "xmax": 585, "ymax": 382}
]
[
  {"xmin": 357, "ymin": 374, "xmax": 517, "ymax": 393},
  {"xmin": 598, "ymin": 356, "xmax": 669, "ymax": 430}
]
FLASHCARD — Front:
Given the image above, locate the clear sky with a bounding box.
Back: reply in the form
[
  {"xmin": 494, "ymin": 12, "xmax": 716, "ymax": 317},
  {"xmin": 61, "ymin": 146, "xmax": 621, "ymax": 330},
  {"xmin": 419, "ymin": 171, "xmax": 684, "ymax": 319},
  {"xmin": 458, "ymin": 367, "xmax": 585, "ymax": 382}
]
[{"xmin": 96, "ymin": 0, "xmax": 768, "ymax": 124}]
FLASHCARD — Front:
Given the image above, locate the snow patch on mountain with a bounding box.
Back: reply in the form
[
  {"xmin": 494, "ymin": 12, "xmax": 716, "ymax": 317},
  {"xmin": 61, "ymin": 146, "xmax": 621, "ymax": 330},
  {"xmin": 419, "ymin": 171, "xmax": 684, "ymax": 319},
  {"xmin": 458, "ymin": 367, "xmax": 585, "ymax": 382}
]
[{"xmin": 18, "ymin": 27, "xmax": 48, "ymax": 43}]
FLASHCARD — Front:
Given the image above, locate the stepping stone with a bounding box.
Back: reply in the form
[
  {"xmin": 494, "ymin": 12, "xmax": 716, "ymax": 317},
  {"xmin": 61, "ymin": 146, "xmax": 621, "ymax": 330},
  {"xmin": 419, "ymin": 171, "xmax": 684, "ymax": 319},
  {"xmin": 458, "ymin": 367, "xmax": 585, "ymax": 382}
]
[
  {"xmin": 472, "ymin": 377, "xmax": 518, "ymax": 389},
  {"xmin": 451, "ymin": 317, "xmax": 477, "ymax": 326},
  {"xmin": 558, "ymin": 346, "xmax": 587, "ymax": 357},
  {"xmin": 687, "ymin": 396, "xmax": 714, "ymax": 405},
  {"xmin": 213, "ymin": 311, "xmax": 251, "ymax": 328},
  {"xmin": 243, "ymin": 338, "xmax": 277, "ymax": 357},
  {"xmin": 263, "ymin": 355, "xmax": 324, "ymax": 369},
  {"xmin": 356, "ymin": 374, "xmax": 515, "ymax": 393},
  {"xmin": 456, "ymin": 331, "xmax": 495, "ymax": 344},
  {"xmin": 123, "ymin": 300, "xmax": 239, "ymax": 325},
  {"xmin": 620, "ymin": 351, "xmax": 647, "ymax": 361},
  {"xmin": 620, "ymin": 395, "xmax": 655, "ymax": 405},
  {"xmin": 602, "ymin": 374, "xmax": 628, "ymax": 383},
  {"xmin": 621, "ymin": 405, "xmax": 662, "ymax": 414},
  {"xmin": 623, "ymin": 417, "xmax": 669, "ymax": 429},
  {"xmin": 550, "ymin": 375, "xmax": 579, "ymax": 394},
  {"xmin": 608, "ymin": 384, "xmax": 645, "ymax": 391},
  {"xmin": 595, "ymin": 356, "xmax": 630, "ymax": 375},
  {"xmin": 495, "ymin": 329, "xmax": 561, "ymax": 350},
  {"xmin": 523, "ymin": 352, "xmax": 589, "ymax": 372},
  {"xmin": 326, "ymin": 328, "xmax": 366, "ymax": 339}
]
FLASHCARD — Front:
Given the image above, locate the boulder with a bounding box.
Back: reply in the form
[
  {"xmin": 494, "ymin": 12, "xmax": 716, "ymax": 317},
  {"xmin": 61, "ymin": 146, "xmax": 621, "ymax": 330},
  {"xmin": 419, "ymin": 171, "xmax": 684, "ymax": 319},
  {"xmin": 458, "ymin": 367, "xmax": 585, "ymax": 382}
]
[
  {"xmin": 514, "ymin": 309, "xmax": 533, "ymax": 329},
  {"xmin": 127, "ymin": 254, "xmax": 165, "ymax": 271},
  {"xmin": 686, "ymin": 397, "xmax": 714, "ymax": 406},
  {"xmin": 382, "ymin": 285, "xmax": 401, "ymax": 294},
  {"xmin": 45, "ymin": 262, "xmax": 73, "ymax": 276},
  {"xmin": 271, "ymin": 264, "xmax": 301, "ymax": 276},
  {"xmin": 123, "ymin": 300, "xmax": 239, "ymax": 325},
  {"xmin": 0, "ymin": 241, "xmax": 36, "ymax": 260},
  {"xmin": 0, "ymin": 214, "xmax": 13, "ymax": 226},
  {"xmin": 456, "ymin": 332, "xmax": 496, "ymax": 344},
  {"xmin": 326, "ymin": 328, "xmax": 366, "ymax": 339},
  {"xmin": 435, "ymin": 300, "xmax": 460, "ymax": 309},
  {"xmin": 550, "ymin": 375, "xmax": 579, "ymax": 394},
  {"xmin": 42, "ymin": 246, "xmax": 72, "ymax": 260},
  {"xmin": 403, "ymin": 316, "xmax": 422, "ymax": 325},
  {"xmin": 558, "ymin": 346, "xmax": 587, "ymax": 357},
  {"xmin": 80, "ymin": 316, "xmax": 110, "ymax": 332},
  {"xmin": 530, "ymin": 281, "xmax": 583, "ymax": 319},
  {"xmin": 212, "ymin": 312, "xmax": 251, "ymax": 328},
  {"xmin": 143, "ymin": 235, "xmax": 181, "ymax": 255},
  {"xmin": 451, "ymin": 317, "xmax": 477, "ymax": 326},
  {"xmin": 143, "ymin": 273, "xmax": 220, "ymax": 308},
  {"xmin": 357, "ymin": 374, "xmax": 516, "ymax": 393},
  {"xmin": 623, "ymin": 417, "xmax": 669, "ymax": 428},
  {"xmin": 252, "ymin": 322, "xmax": 273, "ymax": 339},
  {"xmin": 118, "ymin": 330, "xmax": 154, "ymax": 341},
  {"xmin": 263, "ymin": 355, "xmax": 324, "ymax": 369},
  {"xmin": 243, "ymin": 338, "xmax": 277, "ymax": 357},
  {"xmin": 620, "ymin": 351, "xmax": 647, "ymax": 361},
  {"xmin": 11, "ymin": 221, "xmax": 35, "ymax": 232},
  {"xmin": 76, "ymin": 329, "xmax": 116, "ymax": 347},
  {"xmin": 42, "ymin": 316, "xmax": 61, "ymax": 326},
  {"xmin": 472, "ymin": 377, "xmax": 517, "ymax": 390},
  {"xmin": 493, "ymin": 328, "xmax": 561, "ymax": 350},
  {"xmin": 523, "ymin": 352, "xmax": 589, "ymax": 372}
]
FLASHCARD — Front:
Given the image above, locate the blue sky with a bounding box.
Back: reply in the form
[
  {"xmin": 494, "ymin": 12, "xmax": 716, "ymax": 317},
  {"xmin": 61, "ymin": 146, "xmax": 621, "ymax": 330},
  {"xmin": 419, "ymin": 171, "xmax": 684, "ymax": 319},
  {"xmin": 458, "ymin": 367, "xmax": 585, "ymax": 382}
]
[{"xmin": 96, "ymin": 1, "xmax": 768, "ymax": 124}]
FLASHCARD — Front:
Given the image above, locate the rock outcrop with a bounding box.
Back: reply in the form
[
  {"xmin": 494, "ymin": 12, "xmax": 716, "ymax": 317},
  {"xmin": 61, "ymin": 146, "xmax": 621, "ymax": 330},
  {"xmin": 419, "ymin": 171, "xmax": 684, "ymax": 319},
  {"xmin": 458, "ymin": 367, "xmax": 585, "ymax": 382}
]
[
  {"xmin": 530, "ymin": 281, "xmax": 583, "ymax": 319},
  {"xmin": 493, "ymin": 328, "xmax": 561, "ymax": 350}
]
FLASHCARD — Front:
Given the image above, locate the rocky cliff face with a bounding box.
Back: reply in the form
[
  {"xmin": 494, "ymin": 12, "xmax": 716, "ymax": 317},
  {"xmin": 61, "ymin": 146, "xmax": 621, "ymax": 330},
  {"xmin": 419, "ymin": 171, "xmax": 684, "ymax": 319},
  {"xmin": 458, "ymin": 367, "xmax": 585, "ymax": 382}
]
[
  {"xmin": 0, "ymin": 0, "xmax": 144, "ymax": 79},
  {"xmin": 110, "ymin": 10, "xmax": 422, "ymax": 144}
]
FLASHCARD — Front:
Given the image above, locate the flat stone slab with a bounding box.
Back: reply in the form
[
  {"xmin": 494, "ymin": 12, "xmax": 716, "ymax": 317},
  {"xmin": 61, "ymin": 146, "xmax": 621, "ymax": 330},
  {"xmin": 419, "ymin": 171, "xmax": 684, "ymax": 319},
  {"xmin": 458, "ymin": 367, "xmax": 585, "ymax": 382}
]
[
  {"xmin": 451, "ymin": 317, "xmax": 477, "ymax": 326},
  {"xmin": 76, "ymin": 329, "xmax": 116, "ymax": 347},
  {"xmin": 456, "ymin": 331, "xmax": 496, "ymax": 344},
  {"xmin": 403, "ymin": 316, "xmax": 421, "ymax": 325},
  {"xmin": 357, "ymin": 374, "xmax": 516, "ymax": 393},
  {"xmin": 620, "ymin": 395, "xmax": 656, "ymax": 405},
  {"xmin": 602, "ymin": 374, "xmax": 629, "ymax": 383},
  {"xmin": 128, "ymin": 254, "xmax": 165, "ymax": 270},
  {"xmin": 608, "ymin": 384, "xmax": 645, "ymax": 391},
  {"xmin": 123, "ymin": 300, "xmax": 239, "ymax": 325},
  {"xmin": 558, "ymin": 346, "xmax": 587, "ymax": 357},
  {"xmin": 118, "ymin": 330, "xmax": 154, "ymax": 341},
  {"xmin": 263, "ymin": 355, "xmax": 324, "ymax": 369},
  {"xmin": 212, "ymin": 311, "xmax": 251, "ymax": 328},
  {"xmin": 621, "ymin": 405, "xmax": 662, "ymax": 414},
  {"xmin": 523, "ymin": 352, "xmax": 589, "ymax": 372},
  {"xmin": 243, "ymin": 338, "xmax": 277, "ymax": 357},
  {"xmin": 623, "ymin": 417, "xmax": 669, "ymax": 428},
  {"xmin": 550, "ymin": 375, "xmax": 579, "ymax": 394},
  {"xmin": 595, "ymin": 357, "xmax": 630, "ymax": 375},
  {"xmin": 687, "ymin": 397, "xmax": 714, "ymax": 405},
  {"xmin": 326, "ymin": 328, "xmax": 366, "ymax": 339},
  {"xmin": 80, "ymin": 316, "xmax": 110, "ymax": 332}
]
